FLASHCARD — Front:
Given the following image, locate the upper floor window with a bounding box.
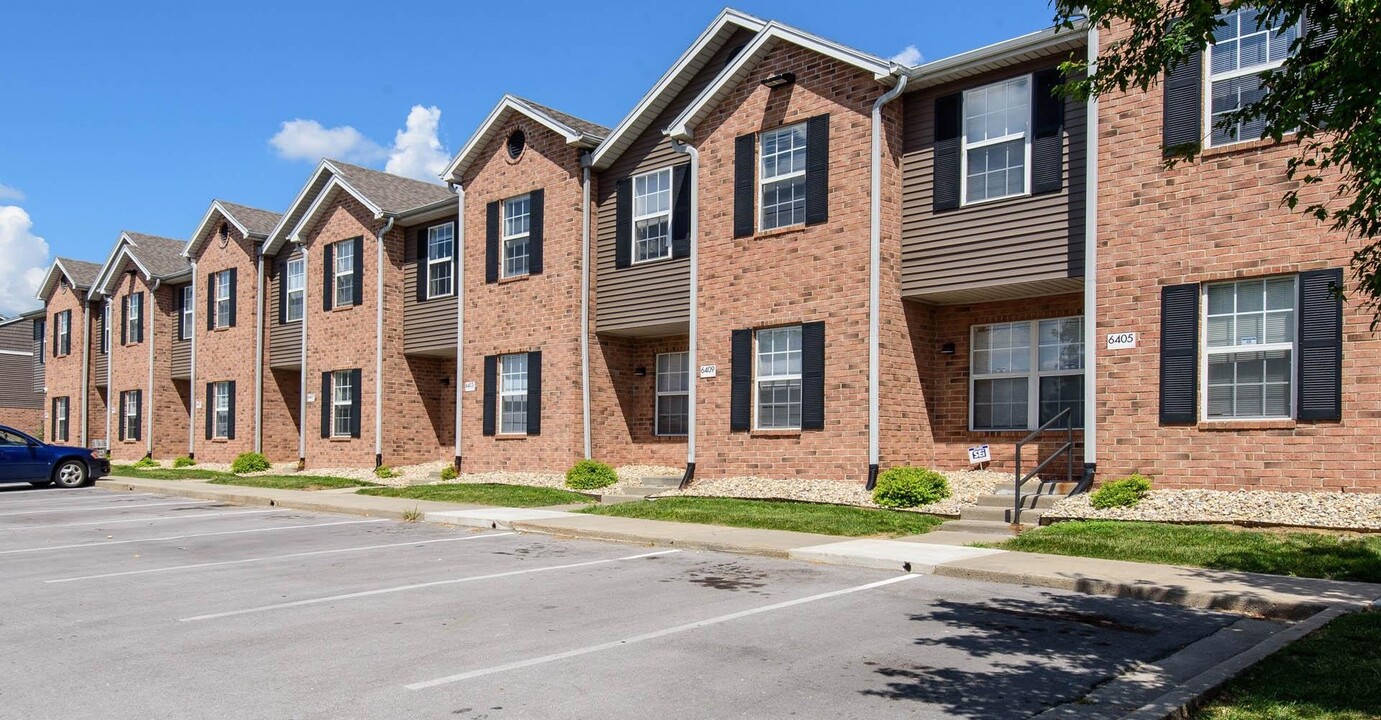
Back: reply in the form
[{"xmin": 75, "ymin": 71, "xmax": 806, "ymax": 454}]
[
  {"xmin": 127, "ymin": 295, "xmax": 142, "ymax": 345},
  {"xmin": 285, "ymin": 258, "xmax": 305, "ymax": 322},
  {"xmin": 502, "ymin": 195, "xmax": 530, "ymax": 278},
  {"xmin": 213, "ymin": 271, "xmax": 232, "ymax": 328},
  {"xmin": 180, "ymin": 286, "xmax": 194, "ymax": 340},
  {"xmin": 632, "ymin": 169, "xmax": 673, "ymax": 263},
  {"xmin": 759, "ymin": 123, "xmax": 807, "ymax": 230},
  {"xmin": 755, "ymin": 326, "xmax": 803, "ymax": 430},
  {"xmin": 333, "ymin": 240, "xmax": 355, "ymax": 307},
  {"xmin": 971, "ymin": 317, "xmax": 1084, "ymax": 431},
  {"xmin": 963, "ymin": 76, "xmax": 1030, "ymax": 205},
  {"xmin": 1205, "ymin": 277, "xmax": 1295, "ymax": 419},
  {"xmin": 55, "ymin": 311, "xmax": 70, "ymax": 356},
  {"xmin": 1207, "ymin": 7, "xmax": 1298, "ymax": 147},
  {"xmin": 427, "ymin": 222, "xmax": 455, "ymax": 298}
]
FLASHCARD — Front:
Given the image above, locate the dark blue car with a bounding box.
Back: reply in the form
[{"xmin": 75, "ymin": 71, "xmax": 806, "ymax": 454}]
[{"xmin": 0, "ymin": 425, "xmax": 110, "ymax": 488}]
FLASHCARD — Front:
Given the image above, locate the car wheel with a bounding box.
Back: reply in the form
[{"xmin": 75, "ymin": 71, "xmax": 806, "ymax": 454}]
[
  {"xmin": 53, "ymin": 460, "xmax": 88, "ymax": 488},
  {"xmin": 28, "ymin": 480, "xmax": 53, "ymax": 488}
]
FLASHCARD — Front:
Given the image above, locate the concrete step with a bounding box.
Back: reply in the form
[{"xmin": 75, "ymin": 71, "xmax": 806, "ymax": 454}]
[
  {"xmin": 639, "ymin": 476, "xmax": 682, "ymax": 489},
  {"xmin": 960, "ymin": 505, "xmax": 1051, "ymax": 523},
  {"xmin": 975, "ymin": 493, "xmax": 1060, "ymax": 510},
  {"xmin": 933, "ymin": 519, "xmax": 1022, "ymax": 537},
  {"xmin": 989, "ymin": 481, "xmax": 1080, "ymax": 497}
]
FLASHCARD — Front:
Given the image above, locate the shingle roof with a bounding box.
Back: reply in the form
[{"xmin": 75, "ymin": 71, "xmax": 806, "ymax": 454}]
[
  {"xmin": 217, "ymin": 201, "xmax": 282, "ymax": 236},
  {"xmin": 58, "ymin": 257, "xmax": 103, "ymax": 289},
  {"xmin": 121, "ymin": 232, "xmax": 190, "ymax": 278},
  {"xmin": 327, "ymin": 160, "xmax": 455, "ymax": 214},
  {"xmin": 515, "ymin": 97, "xmax": 611, "ymax": 139}
]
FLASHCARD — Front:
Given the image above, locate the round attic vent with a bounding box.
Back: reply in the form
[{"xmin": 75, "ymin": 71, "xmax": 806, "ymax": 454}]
[{"xmin": 506, "ymin": 130, "xmax": 526, "ymax": 159}]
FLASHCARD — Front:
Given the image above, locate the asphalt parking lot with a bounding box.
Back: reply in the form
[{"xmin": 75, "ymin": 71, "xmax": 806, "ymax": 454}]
[{"xmin": 0, "ymin": 484, "xmax": 1284, "ymax": 719}]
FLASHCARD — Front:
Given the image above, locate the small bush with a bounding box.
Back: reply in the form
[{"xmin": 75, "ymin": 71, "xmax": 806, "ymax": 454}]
[
  {"xmin": 230, "ymin": 452, "xmax": 271, "ymax": 475},
  {"xmin": 374, "ymin": 465, "xmax": 399, "ymax": 479},
  {"xmin": 132, "ymin": 456, "xmax": 159, "ymax": 469},
  {"xmin": 172, "ymin": 456, "xmax": 197, "ymax": 468},
  {"xmin": 872, "ymin": 467, "xmax": 950, "ymax": 509},
  {"xmin": 566, "ymin": 459, "xmax": 618, "ymax": 490},
  {"xmin": 1089, "ymin": 474, "xmax": 1153, "ymax": 509},
  {"xmin": 440, "ymin": 466, "xmax": 458, "ymax": 481}
]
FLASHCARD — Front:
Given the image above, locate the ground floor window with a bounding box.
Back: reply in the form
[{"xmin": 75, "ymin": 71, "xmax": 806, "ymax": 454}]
[
  {"xmin": 213, "ymin": 382, "xmax": 231, "ymax": 439},
  {"xmin": 499, "ymin": 353, "xmax": 528, "ymax": 435},
  {"xmin": 121, "ymin": 390, "xmax": 140, "ymax": 441},
  {"xmin": 756, "ymin": 326, "xmax": 802, "ymax": 430},
  {"xmin": 655, "ymin": 351, "xmax": 689, "ymax": 436},
  {"xmin": 971, "ymin": 316, "xmax": 1084, "ymax": 431},
  {"xmin": 331, "ymin": 371, "xmax": 353, "ymax": 438},
  {"xmin": 53, "ymin": 397, "xmax": 69, "ymax": 442},
  {"xmin": 1204, "ymin": 277, "xmax": 1295, "ymax": 419}
]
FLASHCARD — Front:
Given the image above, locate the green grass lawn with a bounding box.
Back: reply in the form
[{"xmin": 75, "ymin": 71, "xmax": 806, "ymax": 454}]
[
  {"xmin": 996, "ymin": 520, "xmax": 1381, "ymax": 583},
  {"xmin": 111, "ymin": 465, "xmax": 231, "ymax": 480},
  {"xmin": 578, "ymin": 496, "xmax": 945, "ymax": 537},
  {"xmin": 1194, "ymin": 611, "xmax": 1381, "ymax": 720},
  {"xmin": 358, "ymin": 483, "xmax": 595, "ymax": 508},
  {"xmin": 110, "ymin": 464, "xmax": 374, "ymax": 490}
]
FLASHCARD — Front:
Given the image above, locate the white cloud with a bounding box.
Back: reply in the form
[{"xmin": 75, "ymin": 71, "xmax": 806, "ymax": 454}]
[
  {"xmin": 890, "ymin": 45, "xmax": 923, "ymax": 66},
  {"xmin": 0, "ymin": 204, "xmax": 50, "ymax": 317},
  {"xmin": 0, "ymin": 184, "xmax": 24, "ymax": 202},
  {"xmin": 384, "ymin": 105, "xmax": 449, "ymax": 184},
  {"xmin": 269, "ymin": 119, "xmax": 387, "ymax": 164}
]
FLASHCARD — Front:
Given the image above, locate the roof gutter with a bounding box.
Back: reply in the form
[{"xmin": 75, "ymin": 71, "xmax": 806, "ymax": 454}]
[
  {"xmin": 373, "ymin": 214, "xmax": 395, "ymax": 468},
  {"xmin": 668, "ymin": 135, "xmax": 699, "ymax": 489}
]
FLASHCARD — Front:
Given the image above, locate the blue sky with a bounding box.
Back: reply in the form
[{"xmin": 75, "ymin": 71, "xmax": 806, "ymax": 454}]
[{"xmin": 0, "ymin": 0, "xmax": 1061, "ymax": 315}]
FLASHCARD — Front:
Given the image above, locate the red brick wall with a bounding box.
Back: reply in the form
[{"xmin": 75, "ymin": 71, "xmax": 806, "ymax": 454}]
[
  {"xmin": 106, "ymin": 266, "xmax": 186, "ymax": 462},
  {"xmin": 590, "ymin": 334, "xmax": 688, "ymax": 468},
  {"xmin": 261, "ymin": 367, "xmax": 300, "ymax": 462},
  {"xmin": 381, "ymin": 222, "xmax": 451, "ymax": 467},
  {"xmin": 42, "ymin": 283, "xmax": 87, "ymax": 444},
  {"xmin": 0, "ymin": 407, "xmax": 41, "ymax": 437}
]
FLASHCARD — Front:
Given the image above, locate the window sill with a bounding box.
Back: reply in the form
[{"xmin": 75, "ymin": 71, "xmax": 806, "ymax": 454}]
[
  {"xmin": 498, "ymin": 274, "xmax": 530, "ymax": 285},
  {"xmin": 1196, "ymin": 419, "xmax": 1297, "ymax": 431},
  {"xmin": 752, "ymin": 224, "xmax": 807, "ymax": 241},
  {"xmin": 211, "ymin": 438, "xmax": 229, "ymax": 444},
  {"xmin": 212, "ymin": 327, "xmax": 231, "ymax": 333},
  {"xmin": 421, "ymin": 293, "xmax": 456, "ymax": 302},
  {"xmin": 1201, "ymin": 133, "xmax": 1297, "ymax": 160},
  {"xmin": 329, "ymin": 436, "xmax": 354, "ymax": 442},
  {"xmin": 330, "ymin": 304, "xmax": 355, "ymax": 313},
  {"xmin": 750, "ymin": 429, "xmax": 802, "ymax": 438},
  {"xmin": 495, "ymin": 434, "xmax": 528, "ymax": 440},
  {"xmin": 959, "ymin": 190, "xmax": 1032, "ymax": 210}
]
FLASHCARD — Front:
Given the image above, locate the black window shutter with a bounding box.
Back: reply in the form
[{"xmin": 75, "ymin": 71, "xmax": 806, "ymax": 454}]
[
  {"xmin": 801, "ymin": 321, "xmax": 825, "ymax": 430},
  {"xmin": 1159, "ymin": 283, "xmax": 1199, "ymax": 424},
  {"xmin": 526, "ymin": 350, "xmax": 542, "ymax": 435},
  {"xmin": 119, "ymin": 393, "xmax": 127, "ymax": 441},
  {"xmin": 175, "ymin": 286, "xmax": 185, "ymax": 339},
  {"xmin": 205, "ymin": 383, "xmax": 213, "ymax": 440},
  {"xmin": 349, "ymin": 368, "xmax": 362, "ymax": 438},
  {"xmin": 671, "ymin": 165, "xmax": 691, "ymax": 259},
  {"xmin": 121, "ymin": 297, "xmax": 128, "ymax": 345},
  {"xmin": 227, "ymin": 380, "xmax": 237, "ymax": 440},
  {"xmin": 804, "ymin": 114, "xmax": 830, "ymax": 225},
  {"xmin": 227, "ymin": 270, "xmax": 238, "ymax": 327},
  {"xmin": 277, "ymin": 262, "xmax": 288, "ymax": 325},
  {"xmin": 135, "ymin": 294, "xmax": 144, "ymax": 343},
  {"xmin": 485, "ymin": 201, "xmax": 500, "ymax": 283},
  {"xmin": 482, "ymin": 355, "xmax": 497, "ymax": 436},
  {"xmin": 320, "ymin": 372, "xmax": 331, "ymax": 438},
  {"xmin": 730, "ymin": 329, "xmax": 753, "ymax": 432},
  {"xmin": 322, "ymin": 243, "xmax": 334, "ymax": 312},
  {"xmin": 733, "ymin": 133, "xmax": 755, "ymax": 238},
  {"xmin": 64, "ymin": 311, "xmax": 71, "ymax": 355},
  {"xmin": 528, "ymin": 189, "xmax": 544, "ymax": 276},
  {"xmin": 416, "ymin": 229, "xmax": 429, "ymax": 302},
  {"xmin": 1297, "ymin": 268, "xmax": 1343, "ymax": 421},
  {"xmin": 133, "ymin": 390, "xmax": 142, "ymax": 441},
  {"xmin": 52, "ymin": 315, "xmax": 58, "ymax": 357},
  {"xmin": 51, "ymin": 398, "xmax": 56, "ymax": 440},
  {"xmin": 933, "ymin": 92, "xmax": 963, "ymax": 211},
  {"xmin": 352, "ymin": 236, "xmax": 364, "ymax": 306},
  {"xmin": 1163, "ymin": 22, "xmax": 1203, "ymax": 156},
  {"xmin": 33, "ymin": 318, "xmax": 42, "ymax": 342},
  {"xmin": 1031, "ymin": 68, "xmax": 1065, "ymax": 195},
  {"xmin": 207, "ymin": 274, "xmax": 216, "ymax": 330},
  {"xmin": 615, "ymin": 178, "xmax": 633, "ymax": 268}
]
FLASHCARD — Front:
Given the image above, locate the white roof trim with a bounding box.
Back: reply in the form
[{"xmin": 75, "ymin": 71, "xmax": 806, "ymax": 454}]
[
  {"xmin": 666, "ymin": 21, "xmax": 900, "ymax": 140},
  {"xmin": 183, "ymin": 201, "xmax": 252, "ymax": 259},
  {"xmin": 285, "ymin": 175, "xmax": 381, "ymax": 245},
  {"xmin": 590, "ymin": 8, "xmax": 765, "ymax": 170},
  {"xmin": 35, "ymin": 259, "xmax": 84, "ymax": 301},
  {"xmin": 262, "ymin": 160, "xmax": 384, "ymax": 256},
  {"xmin": 441, "ymin": 95, "xmax": 604, "ymax": 183},
  {"xmin": 907, "ymin": 23, "xmax": 1087, "ymax": 88},
  {"xmin": 94, "ymin": 240, "xmax": 155, "ymax": 296}
]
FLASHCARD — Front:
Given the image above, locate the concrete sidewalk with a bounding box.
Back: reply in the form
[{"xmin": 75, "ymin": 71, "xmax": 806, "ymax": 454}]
[{"xmin": 96, "ymin": 477, "xmax": 1381, "ymax": 620}]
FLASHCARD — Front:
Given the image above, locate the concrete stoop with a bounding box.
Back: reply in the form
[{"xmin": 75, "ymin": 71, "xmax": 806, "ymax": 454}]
[
  {"xmin": 938, "ymin": 489, "xmax": 1063, "ymax": 539},
  {"xmin": 599, "ymin": 475, "xmax": 681, "ymax": 505}
]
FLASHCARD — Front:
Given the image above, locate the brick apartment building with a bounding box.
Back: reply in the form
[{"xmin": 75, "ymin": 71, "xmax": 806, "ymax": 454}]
[
  {"xmin": 34, "ymin": 258, "xmax": 105, "ymax": 446},
  {"xmin": 34, "ymin": 7, "xmax": 1377, "ymax": 492},
  {"xmin": 0, "ymin": 313, "xmax": 43, "ymax": 436}
]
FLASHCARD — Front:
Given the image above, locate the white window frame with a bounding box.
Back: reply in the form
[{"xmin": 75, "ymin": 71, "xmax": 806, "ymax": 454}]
[
  {"xmin": 631, "ymin": 168, "xmax": 674, "ymax": 264},
  {"xmin": 1200, "ymin": 276, "xmax": 1298, "ymax": 421},
  {"xmin": 499, "ymin": 353, "xmax": 528, "ymax": 435},
  {"xmin": 968, "ymin": 316, "xmax": 1085, "ymax": 432},
  {"xmin": 102, "ymin": 304, "xmax": 110, "ymax": 354},
  {"xmin": 654, "ymin": 351, "xmax": 689, "ymax": 437},
  {"xmin": 331, "ymin": 371, "xmax": 353, "ymax": 438},
  {"xmin": 501, "ymin": 195, "xmax": 531, "ymax": 279},
  {"xmin": 334, "ymin": 241, "xmax": 355, "ymax": 307},
  {"xmin": 180, "ymin": 285, "xmax": 194, "ymax": 340},
  {"xmin": 55, "ymin": 397, "xmax": 68, "ymax": 442},
  {"xmin": 285, "ymin": 258, "xmax": 305, "ymax": 322},
  {"xmin": 960, "ymin": 75, "xmax": 1033, "ymax": 207},
  {"xmin": 1204, "ymin": 8, "xmax": 1300, "ymax": 148},
  {"xmin": 213, "ymin": 271, "xmax": 231, "ymax": 329},
  {"xmin": 56, "ymin": 312, "xmax": 70, "ymax": 356},
  {"xmin": 212, "ymin": 381, "xmax": 231, "ymax": 439},
  {"xmin": 123, "ymin": 391, "xmax": 139, "ymax": 440},
  {"xmin": 127, "ymin": 294, "xmax": 142, "ymax": 344},
  {"xmin": 426, "ymin": 222, "xmax": 456, "ymax": 299},
  {"xmin": 753, "ymin": 326, "xmax": 803, "ymax": 431},
  {"xmin": 758, "ymin": 123, "xmax": 808, "ymax": 232}
]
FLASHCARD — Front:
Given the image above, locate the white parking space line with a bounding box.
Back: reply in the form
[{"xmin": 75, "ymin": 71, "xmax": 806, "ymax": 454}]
[
  {"xmin": 6, "ymin": 508, "xmax": 285, "ymax": 531},
  {"xmin": 46, "ymin": 532, "xmax": 518, "ymax": 583},
  {"xmin": 179, "ymin": 549, "xmax": 681, "ymax": 623},
  {"xmin": 0, "ymin": 500, "xmax": 217, "ymax": 517},
  {"xmin": 0, "ymin": 493, "xmax": 157, "ymax": 507},
  {"xmin": 406, "ymin": 574, "xmax": 920, "ymax": 691},
  {"xmin": 0, "ymin": 519, "xmax": 388, "ymax": 556}
]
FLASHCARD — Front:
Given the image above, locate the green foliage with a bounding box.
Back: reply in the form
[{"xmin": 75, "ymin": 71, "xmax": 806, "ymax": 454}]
[
  {"xmin": 172, "ymin": 456, "xmax": 197, "ymax": 468},
  {"xmin": 230, "ymin": 452, "xmax": 270, "ymax": 474},
  {"xmin": 580, "ymin": 497, "xmax": 945, "ymax": 538},
  {"xmin": 871, "ymin": 467, "xmax": 951, "ymax": 508},
  {"xmin": 565, "ymin": 459, "xmax": 618, "ymax": 490},
  {"xmin": 360, "ymin": 483, "xmax": 595, "ymax": 508},
  {"xmin": 1089, "ymin": 474, "xmax": 1153, "ymax": 509},
  {"xmin": 373, "ymin": 465, "xmax": 398, "ymax": 479},
  {"xmin": 132, "ymin": 456, "xmax": 159, "ymax": 469},
  {"xmin": 209, "ymin": 475, "xmax": 374, "ymax": 490},
  {"xmin": 439, "ymin": 466, "xmax": 458, "ymax": 481}
]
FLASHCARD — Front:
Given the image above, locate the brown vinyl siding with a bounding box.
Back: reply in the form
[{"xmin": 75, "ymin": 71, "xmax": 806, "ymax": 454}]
[
  {"xmin": 594, "ymin": 27, "xmax": 756, "ymax": 336},
  {"xmin": 171, "ymin": 337, "xmax": 191, "ymax": 379},
  {"xmin": 403, "ymin": 220, "xmax": 458, "ymax": 356},
  {"xmin": 94, "ymin": 348, "xmax": 108, "ymax": 386},
  {"xmin": 268, "ymin": 250, "xmax": 303, "ymax": 369},
  {"xmin": 32, "ymin": 324, "xmax": 46, "ymax": 394},
  {"xmin": 900, "ymin": 56, "xmax": 1087, "ymax": 304},
  {"xmin": 0, "ymin": 322, "xmax": 40, "ymax": 409}
]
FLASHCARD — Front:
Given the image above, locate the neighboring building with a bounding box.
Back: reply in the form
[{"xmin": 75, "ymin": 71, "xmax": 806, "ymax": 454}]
[
  {"xmin": 34, "ymin": 258, "xmax": 105, "ymax": 446},
  {"xmin": 0, "ymin": 312, "xmax": 43, "ymax": 435}
]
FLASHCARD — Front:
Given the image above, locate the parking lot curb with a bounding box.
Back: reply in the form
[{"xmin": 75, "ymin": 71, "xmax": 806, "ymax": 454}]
[{"xmin": 96, "ymin": 479, "xmax": 440, "ymax": 523}]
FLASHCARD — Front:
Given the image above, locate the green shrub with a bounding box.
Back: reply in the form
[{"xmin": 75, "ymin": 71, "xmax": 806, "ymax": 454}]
[
  {"xmin": 1089, "ymin": 474, "xmax": 1153, "ymax": 509},
  {"xmin": 565, "ymin": 459, "xmax": 618, "ymax": 490},
  {"xmin": 374, "ymin": 465, "xmax": 399, "ymax": 479},
  {"xmin": 872, "ymin": 467, "xmax": 950, "ymax": 509},
  {"xmin": 440, "ymin": 466, "xmax": 458, "ymax": 481},
  {"xmin": 230, "ymin": 452, "xmax": 271, "ymax": 475},
  {"xmin": 132, "ymin": 456, "xmax": 159, "ymax": 469},
  {"xmin": 172, "ymin": 456, "xmax": 197, "ymax": 468}
]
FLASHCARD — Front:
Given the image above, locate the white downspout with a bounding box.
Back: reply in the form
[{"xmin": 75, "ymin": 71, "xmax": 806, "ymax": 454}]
[
  {"xmin": 254, "ymin": 252, "xmax": 265, "ymax": 454},
  {"xmin": 79, "ymin": 299, "xmax": 90, "ymax": 446},
  {"xmin": 668, "ymin": 137, "xmax": 699, "ymax": 486},
  {"xmin": 580, "ymin": 154, "xmax": 593, "ymax": 460},
  {"xmin": 297, "ymin": 245, "xmax": 308, "ymax": 467},
  {"xmin": 374, "ymin": 215, "xmax": 395, "ymax": 468},
  {"xmin": 866, "ymin": 71, "xmax": 909, "ymax": 489},
  {"xmin": 103, "ymin": 296, "xmax": 112, "ymax": 447},
  {"xmin": 450, "ymin": 184, "xmax": 465, "ymax": 470},
  {"xmin": 1083, "ymin": 22, "xmax": 1100, "ymax": 478},
  {"xmin": 146, "ymin": 278, "xmax": 160, "ymax": 458},
  {"xmin": 188, "ymin": 261, "xmax": 198, "ymax": 458}
]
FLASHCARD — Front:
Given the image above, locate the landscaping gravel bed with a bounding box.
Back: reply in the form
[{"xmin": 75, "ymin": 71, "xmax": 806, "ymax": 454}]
[
  {"xmin": 1049, "ymin": 489, "xmax": 1381, "ymax": 531},
  {"xmin": 665, "ymin": 469, "xmax": 1010, "ymax": 516}
]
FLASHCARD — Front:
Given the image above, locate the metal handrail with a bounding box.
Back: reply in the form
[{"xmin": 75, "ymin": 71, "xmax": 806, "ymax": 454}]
[{"xmin": 1012, "ymin": 407, "xmax": 1074, "ymax": 527}]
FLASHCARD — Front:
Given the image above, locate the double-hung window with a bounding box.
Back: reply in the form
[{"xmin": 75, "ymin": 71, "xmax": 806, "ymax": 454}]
[
  {"xmin": 426, "ymin": 222, "xmax": 455, "ymax": 298},
  {"xmin": 331, "ymin": 371, "xmax": 353, "ymax": 438},
  {"xmin": 1207, "ymin": 7, "xmax": 1298, "ymax": 147},
  {"xmin": 655, "ymin": 351, "xmax": 689, "ymax": 436},
  {"xmin": 56, "ymin": 312, "xmax": 70, "ymax": 356},
  {"xmin": 181, "ymin": 286, "xmax": 194, "ymax": 339},
  {"xmin": 963, "ymin": 76, "xmax": 1031, "ymax": 204},
  {"xmin": 123, "ymin": 391, "xmax": 139, "ymax": 440},
  {"xmin": 759, "ymin": 123, "xmax": 807, "ymax": 231},
  {"xmin": 334, "ymin": 241, "xmax": 355, "ymax": 307},
  {"xmin": 502, "ymin": 196, "xmax": 531, "ymax": 278},
  {"xmin": 213, "ymin": 271, "xmax": 231, "ymax": 328},
  {"xmin": 632, "ymin": 169, "xmax": 673, "ymax": 263},
  {"xmin": 971, "ymin": 317, "xmax": 1085, "ymax": 430},
  {"xmin": 1205, "ymin": 277, "xmax": 1295, "ymax": 419},
  {"xmin": 285, "ymin": 258, "xmax": 305, "ymax": 322},
  {"xmin": 127, "ymin": 294, "xmax": 142, "ymax": 343},
  {"xmin": 212, "ymin": 381, "xmax": 231, "ymax": 439},
  {"xmin": 54, "ymin": 397, "xmax": 69, "ymax": 442},
  {"xmin": 755, "ymin": 326, "xmax": 802, "ymax": 430},
  {"xmin": 499, "ymin": 354, "xmax": 528, "ymax": 434}
]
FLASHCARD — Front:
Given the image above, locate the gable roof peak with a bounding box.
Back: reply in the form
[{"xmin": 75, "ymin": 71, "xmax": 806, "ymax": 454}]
[{"xmin": 441, "ymin": 94, "xmax": 610, "ymax": 184}]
